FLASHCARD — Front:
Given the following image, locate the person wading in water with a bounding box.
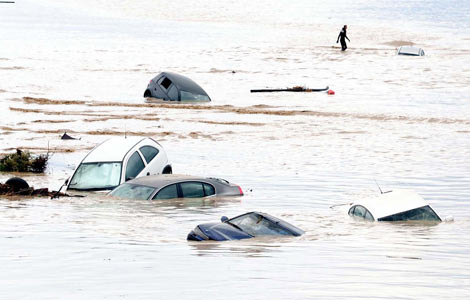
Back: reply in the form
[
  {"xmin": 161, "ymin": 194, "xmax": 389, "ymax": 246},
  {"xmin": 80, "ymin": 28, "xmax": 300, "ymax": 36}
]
[{"xmin": 336, "ymin": 25, "xmax": 350, "ymax": 51}]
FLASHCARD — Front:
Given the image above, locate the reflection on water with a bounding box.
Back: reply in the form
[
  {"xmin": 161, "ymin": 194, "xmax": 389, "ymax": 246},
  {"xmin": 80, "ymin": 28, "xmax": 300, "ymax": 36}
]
[
  {"xmin": 188, "ymin": 238, "xmax": 288, "ymax": 258},
  {"xmin": 1, "ymin": 191, "xmax": 469, "ymax": 299}
]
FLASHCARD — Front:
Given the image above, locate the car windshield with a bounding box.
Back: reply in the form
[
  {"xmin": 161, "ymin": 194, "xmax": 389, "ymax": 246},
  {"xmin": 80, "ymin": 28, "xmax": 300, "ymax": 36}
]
[
  {"xmin": 69, "ymin": 162, "xmax": 122, "ymax": 190},
  {"xmin": 378, "ymin": 205, "xmax": 441, "ymax": 222},
  {"xmin": 109, "ymin": 183, "xmax": 156, "ymax": 200},
  {"xmin": 180, "ymin": 91, "xmax": 210, "ymax": 102},
  {"xmin": 228, "ymin": 213, "xmax": 292, "ymax": 236}
]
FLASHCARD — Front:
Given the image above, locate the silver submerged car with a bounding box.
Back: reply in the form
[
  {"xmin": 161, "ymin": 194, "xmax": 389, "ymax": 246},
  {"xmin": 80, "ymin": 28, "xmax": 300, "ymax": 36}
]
[
  {"xmin": 108, "ymin": 175, "xmax": 243, "ymax": 200},
  {"xmin": 143, "ymin": 72, "xmax": 211, "ymax": 102}
]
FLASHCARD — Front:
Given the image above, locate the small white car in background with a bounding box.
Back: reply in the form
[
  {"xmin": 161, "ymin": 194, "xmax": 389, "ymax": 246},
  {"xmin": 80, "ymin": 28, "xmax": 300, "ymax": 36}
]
[
  {"xmin": 67, "ymin": 137, "xmax": 172, "ymax": 191},
  {"xmin": 397, "ymin": 46, "xmax": 425, "ymax": 56},
  {"xmin": 348, "ymin": 189, "xmax": 441, "ymax": 222}
]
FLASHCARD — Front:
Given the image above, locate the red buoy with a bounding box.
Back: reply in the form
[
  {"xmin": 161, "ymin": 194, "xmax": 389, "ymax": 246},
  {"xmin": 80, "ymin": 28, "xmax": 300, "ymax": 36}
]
[{"xmin": 327, "ymin": 90, "xmax": 335, "ymax": 95}]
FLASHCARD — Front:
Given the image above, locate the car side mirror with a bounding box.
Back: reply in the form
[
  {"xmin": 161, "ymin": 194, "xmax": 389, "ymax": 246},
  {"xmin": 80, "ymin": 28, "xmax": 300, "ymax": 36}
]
[
  {"xmin": 221, "ymin": 216, "xmax": 228, "ymax": 223},
  {"xmin": 64, "ymin": 178, "xmax": 69, "ymax": 186}
]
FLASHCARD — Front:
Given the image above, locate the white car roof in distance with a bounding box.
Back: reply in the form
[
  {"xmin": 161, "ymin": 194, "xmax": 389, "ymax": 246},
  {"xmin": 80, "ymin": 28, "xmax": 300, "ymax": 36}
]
[
  {"xmin": 82, "ymin": 136, "xmax": 148, "ymax": 163},
  {"xmin": 351, "ymin": 189, "xmax": 435, "ymax": 220},
  {"xmin": 398, "ymin": 46, "xmax": 423, "ymax": 55}
]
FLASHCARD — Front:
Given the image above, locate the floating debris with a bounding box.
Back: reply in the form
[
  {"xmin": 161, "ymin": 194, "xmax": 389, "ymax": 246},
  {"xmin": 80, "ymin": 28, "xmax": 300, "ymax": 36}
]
[
  {"xmin": 61, "ymin": 132, "xmax": 79, "ymax": 140},
  {"xmin": 0, "ymin": 177, "xmax": 71, "ymax": 198},
  {"xmin": 250, "ymin": 86, "xmax": 329, "ymax": 93}
]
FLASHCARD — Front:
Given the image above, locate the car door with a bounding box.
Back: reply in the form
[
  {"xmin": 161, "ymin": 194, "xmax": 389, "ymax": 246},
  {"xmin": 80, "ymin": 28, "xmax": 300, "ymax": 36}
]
[
  {"xmin": 152, "ymin": 183, "xmax": 179, "ymax": 200},
  {"xmin": 122, "ymin": 151, "xmax": 147, "ymax": 182},
  {"xmin": 158, "ymin": 76, "xmax": 178, "ymax": 101},
  {"xmin": 138, "ymin": 145, "xmax": 165, "ymax": 175},
  {"xmin": 179, "ymin": 181, "xmax": 215, "ymax": 198}
]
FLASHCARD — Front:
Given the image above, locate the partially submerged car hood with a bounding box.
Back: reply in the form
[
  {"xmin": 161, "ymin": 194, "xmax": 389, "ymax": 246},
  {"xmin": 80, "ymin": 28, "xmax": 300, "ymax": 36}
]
[{"xmin": 188, "ymin": 222, "xmax": 252, "ymax": 241}]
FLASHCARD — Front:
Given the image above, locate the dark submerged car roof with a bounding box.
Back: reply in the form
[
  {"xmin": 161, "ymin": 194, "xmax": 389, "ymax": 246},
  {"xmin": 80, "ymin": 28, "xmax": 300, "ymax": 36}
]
[
  {"xmin": 197, "ymin": 222, "xmax": 253, "ymax": 241},
  {"xmin": 125, "ymin": 174, "xmax": 231, "ymax": 189},
  {"xmin": 159, "ymin": 72, "xmax": 210, "ymax": 99},
  {"xmin": 232, "ymin": 211, "xmax": 305, "ymax": 236},
  {"xmin": 188, "ymin": 211, "xmax": 305, "ymax": 241}
]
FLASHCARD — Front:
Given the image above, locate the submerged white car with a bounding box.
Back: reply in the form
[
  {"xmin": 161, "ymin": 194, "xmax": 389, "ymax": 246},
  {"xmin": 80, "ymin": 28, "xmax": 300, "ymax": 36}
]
[
  {"xmin": 67, "ymin": 137, "xmax": 172, "ymax": 191},
  {"xmin": 348, "ymin": 189, "xmax": 441, "ymax": 222},
  {"xmin": 397, "ymin": 46, "xmax": 425, "ymax": 56}
]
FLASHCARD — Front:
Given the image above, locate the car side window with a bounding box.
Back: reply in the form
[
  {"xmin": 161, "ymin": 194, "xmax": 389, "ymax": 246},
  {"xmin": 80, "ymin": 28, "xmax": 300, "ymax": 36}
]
[
  {"xmin": 139, "ymin": 146, "xmax": 159, "ymax": 163},
  {"xmin": 378, "ymin": 205, "xmax": 440, "ymax": 222},
  {"xmin": 364, "ymin": 210, "xmax": 374, "ymax": 221},
  {"xmin": 180, "ymin": 182, "xmax": 205, "ymax": 198},
  {"xmin": 159, "ymin": 77, "xmax": 172, "ymax": 90},
  {"xmin": 353, "ymin": 206, "xmax": 366, "ymax": 218},
  {"xmin": 125, "ymin": 151, "xmax": 145, "ymax": 181},
  {"xmin": 349, "ymin": 205, "xmax": 374, "ymax": 221},
  {"xmin": 348, "ymin": 206, "xmax": 355, "ymax": 216},
  {"xmin": 153, "ymin": 184, "xmax": 178, "ymax": 200},
  {"xmin": 203, "ymin": 183, "xmax": 215, "ymax": 196}
]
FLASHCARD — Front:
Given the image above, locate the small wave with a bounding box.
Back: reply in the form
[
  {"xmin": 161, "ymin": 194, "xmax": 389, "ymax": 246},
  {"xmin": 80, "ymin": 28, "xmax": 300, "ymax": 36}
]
[
  {"xmin": 32, "ymin": 119, "xmax": 75, "ymax": 124},
  {"xmin": 190, "ymin": 120, "xmax": 265, "ymax": 126},
  {"xmin": 18, "ymin": 97, "xmax": 470, "ymax": 125},
  {"xmin": 208, "ymin": 68, "xmax": 239, "ymax": 73},
  {"xmin": 0, "ymin": 66, "xmax": 25, "ymax": 70},
  {"xmin": 23, "ymin": 97, "xmax": 86, "ymax": 105},
  {"xmin": 383, "ymin": 40, "xmax": 415, "ymax": 47},
  {"xmin": 3, "ymin": 146, "xmax": 81, "ymax": 153},
  {"xmin": 0, "ymin": 124, "xmax": 210, "ymax": 141},
  {"xmin": 337, "ymin": 130, "xmax": 367, "ymax": 134},
  {"xmin": 83, "ymin": 115, "xmax": 161, "ymax": 122}
]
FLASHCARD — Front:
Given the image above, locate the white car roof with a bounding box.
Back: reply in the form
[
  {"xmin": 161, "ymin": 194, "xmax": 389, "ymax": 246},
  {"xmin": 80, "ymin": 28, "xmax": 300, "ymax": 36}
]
[
  {"xmin": 352, "ymin": 189, "xmax": 431, "ymax": 220},
  {"xmin": 82, "ymin": 136, "xmax": 147, "ymax": 163},
  {"xmin": 397, "ymin": 46, "xmax": 423, "ymax": 56}
]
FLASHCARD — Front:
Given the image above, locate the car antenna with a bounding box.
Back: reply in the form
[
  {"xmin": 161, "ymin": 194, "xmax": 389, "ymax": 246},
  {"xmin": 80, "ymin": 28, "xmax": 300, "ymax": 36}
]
[
  {"xmin": 124, "ymin": 123, "xmax": 127, "ymax": 139},
  {"xmin": 374, "ymin": 179, "xmax": 392, "ymax": 194},
  {"xmin": 374, "ymin": 179, "xmax": 384, "ymax": 194}
]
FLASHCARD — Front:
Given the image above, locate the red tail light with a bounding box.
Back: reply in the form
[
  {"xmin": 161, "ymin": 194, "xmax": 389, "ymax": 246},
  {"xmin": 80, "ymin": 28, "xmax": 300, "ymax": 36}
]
[{"xmin": 238, "ymin": 186, "xmax": 243, "ymax": 195}]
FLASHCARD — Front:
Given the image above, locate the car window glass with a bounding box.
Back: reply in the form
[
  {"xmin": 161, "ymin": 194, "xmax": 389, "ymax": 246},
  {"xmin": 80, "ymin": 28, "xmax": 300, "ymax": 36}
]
[
  {"xmin": 167, "ymin": 85, "xmax": 178, "ymax": 100},
  {"xmin": 139, "ymin": 146, "xmax": 159, "ymax": 163},
  {"xmin": 69, "ymin": 162, "xmax": 122, "ymax": 190},
  {"xmin": 153, "ymin": 184, "xmax": 178, "ymax": 200},
  {"xmin": 364, "ymin": 210, "xmax": 374, "ymax": 221},
  {"xmin": 125, "ymin": 151, "xmax": 145, "ymax": 181},
  {"xmin": 180, "ymin": 182, "xmax": 205, "ymax": 198},
  {"xmin": 230, "ymin": 213, "xmax": 291, "ymax": 236},
  {"xmin": 160, "ymin": 77, "xmax": 172, "ymax": 89},
  {"xmin": 180, "ymin": 91, "xmax": 210, "ymax": 101},
  {"xmin": 348, "ymin": 206, "xmax": 355, "ymax": 216},
  {"xmin": 378, "ymin": 205, "xmax": 441, "ymax": 222},
  {"xmin": 109, "ymin": 184, "xmax": 155, "ymax": 200},
  {"xmin": 353, "ymin": 205, "xmax": 366, "ymax": 218},
  {"xmin": 203, "ymin": 183, "xmax": 215, "ymax": 196}
]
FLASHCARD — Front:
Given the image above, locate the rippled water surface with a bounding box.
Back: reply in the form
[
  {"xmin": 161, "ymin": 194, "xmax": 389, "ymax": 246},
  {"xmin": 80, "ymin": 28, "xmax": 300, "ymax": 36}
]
[{"xmin": 1, "ymin": 1, "xmax": 469, "ymax": 299}]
